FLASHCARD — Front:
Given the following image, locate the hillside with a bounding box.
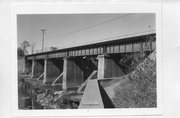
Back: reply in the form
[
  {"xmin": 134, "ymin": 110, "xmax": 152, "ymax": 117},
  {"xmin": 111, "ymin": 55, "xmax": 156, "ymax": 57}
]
[{"xmin": 99, "ymin": 51, "xmax": 156, "ymax": 108}]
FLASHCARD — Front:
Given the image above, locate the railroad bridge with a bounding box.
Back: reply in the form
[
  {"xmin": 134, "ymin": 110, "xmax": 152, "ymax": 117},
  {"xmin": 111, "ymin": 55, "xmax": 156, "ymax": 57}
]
[{"xmin": 25, "ymin": 33, "xmax": 156, "ymax": 91}]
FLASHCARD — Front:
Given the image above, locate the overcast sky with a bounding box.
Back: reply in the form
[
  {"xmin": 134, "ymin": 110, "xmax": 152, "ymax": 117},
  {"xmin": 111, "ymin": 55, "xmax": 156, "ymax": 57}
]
[{"xmin": 17, "ymin": 13, "xmax": 155, "ymax": 53}]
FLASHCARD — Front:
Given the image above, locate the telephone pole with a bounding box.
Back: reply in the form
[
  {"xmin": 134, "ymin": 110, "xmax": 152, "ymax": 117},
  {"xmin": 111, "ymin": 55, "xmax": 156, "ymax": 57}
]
[{"xmin": 41, "ymin": 29, "xmax": 46, "ymax": 52}]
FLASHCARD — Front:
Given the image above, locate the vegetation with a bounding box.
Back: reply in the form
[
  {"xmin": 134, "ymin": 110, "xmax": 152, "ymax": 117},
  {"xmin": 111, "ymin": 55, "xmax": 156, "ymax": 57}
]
[
  {"xmin": 18, "ymin": 78, "xmax": 80, "ymax": 109},
  {"xmin": 18, "ymin": 41, "xmax": 31, "ymax": 58},
  {"xmin": 100, "ymin": 51, "xmax": 156, "ymax": 108},
  {"xmin": 17, "ymin": 47, "xmax": 25, "ymax": 58},
  {"xmin": 21, "ymin": 41, "xmax": 31, "ymax": 55}
]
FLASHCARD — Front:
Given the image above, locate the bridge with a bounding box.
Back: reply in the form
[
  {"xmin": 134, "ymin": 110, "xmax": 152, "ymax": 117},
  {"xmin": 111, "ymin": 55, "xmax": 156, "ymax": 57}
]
[{"xmin": 25, "ymin": 33, "xmax": 156, "ymax": 92}]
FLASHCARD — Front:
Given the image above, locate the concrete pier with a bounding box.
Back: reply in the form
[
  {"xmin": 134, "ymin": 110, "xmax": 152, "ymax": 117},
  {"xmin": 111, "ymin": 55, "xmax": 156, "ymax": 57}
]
[{"xmin": 97, "ymin": 55, "xmax": 125, "ymax": 79}]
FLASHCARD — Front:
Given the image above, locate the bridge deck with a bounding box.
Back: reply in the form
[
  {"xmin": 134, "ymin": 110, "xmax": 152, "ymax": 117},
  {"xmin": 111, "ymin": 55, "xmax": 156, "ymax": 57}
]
[{"xmin": 26, "ymin": 33, "xmax": 156, "ymax": 60}]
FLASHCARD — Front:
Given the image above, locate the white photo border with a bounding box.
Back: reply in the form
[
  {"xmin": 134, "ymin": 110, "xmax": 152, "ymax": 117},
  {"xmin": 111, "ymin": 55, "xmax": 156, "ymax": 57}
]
[{"xmin": 11, "ymin": 3, "xmax": 162, "ymax": 117}]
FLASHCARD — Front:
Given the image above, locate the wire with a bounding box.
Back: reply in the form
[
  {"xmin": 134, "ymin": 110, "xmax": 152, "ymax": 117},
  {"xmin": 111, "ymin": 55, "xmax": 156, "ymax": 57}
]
[
  {"xmin": 52, "ymin": 29, "xmax": 156, "ymax": 49},
  {"xmin": 79, "ymin": 29, "xmax": 156, "ymax": 45},
  {"xmin": 45, "ymin": 14, "xmax": 132, "ymax": 41}
]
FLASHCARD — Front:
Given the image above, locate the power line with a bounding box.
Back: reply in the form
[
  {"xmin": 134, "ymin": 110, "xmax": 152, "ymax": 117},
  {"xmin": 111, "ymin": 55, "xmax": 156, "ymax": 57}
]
[
  {"xmin": 79, "ymin": 29, "xmax": 156, "ymax": 45},
  {"xmin": 45, "ymin": 14, "xmax": 132, "ymax": 41},
  {"xmin": 50, "ymin": 29, "xmax": 156, "ymax": 50},
  {"xmin": 35, "ymin": 14, "xmax": 132, "ymax": 44}
]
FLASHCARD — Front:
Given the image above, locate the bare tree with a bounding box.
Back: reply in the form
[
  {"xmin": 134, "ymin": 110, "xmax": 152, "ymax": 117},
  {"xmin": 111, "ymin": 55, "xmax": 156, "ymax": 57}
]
[{"xmin": 21, "ymin": 41, "xmax": 31, "ymax": 55}]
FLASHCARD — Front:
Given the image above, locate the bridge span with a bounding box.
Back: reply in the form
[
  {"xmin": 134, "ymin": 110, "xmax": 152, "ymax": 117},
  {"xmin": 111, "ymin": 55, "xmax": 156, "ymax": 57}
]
[{"xmin": 25, "ymin": 33, "xmax": 156, "ymax": 91}]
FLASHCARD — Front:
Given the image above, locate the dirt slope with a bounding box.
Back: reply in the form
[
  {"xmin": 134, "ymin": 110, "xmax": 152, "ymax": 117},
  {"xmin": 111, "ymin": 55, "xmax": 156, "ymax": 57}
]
[{"xmin": 99, "ymin": 51, "xmax": 156, "ymax": 108}]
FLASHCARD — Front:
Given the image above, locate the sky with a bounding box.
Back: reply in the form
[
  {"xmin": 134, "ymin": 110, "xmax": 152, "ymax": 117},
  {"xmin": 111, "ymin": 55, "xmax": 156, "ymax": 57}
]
[{"xmin": 17, "ymin": 13, "xmax": 155, "ymax": 53}]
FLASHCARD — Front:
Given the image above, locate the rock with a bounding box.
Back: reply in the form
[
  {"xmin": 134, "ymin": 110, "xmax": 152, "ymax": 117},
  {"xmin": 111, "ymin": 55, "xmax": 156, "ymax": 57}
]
[{"xmin": 37, "ymin": 93, "xmax": 45, "ymax": 101}]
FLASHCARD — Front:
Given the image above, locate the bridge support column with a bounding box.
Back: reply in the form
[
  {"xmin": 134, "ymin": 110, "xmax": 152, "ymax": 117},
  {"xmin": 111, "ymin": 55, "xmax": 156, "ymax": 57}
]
[
  {"xmin": 97, "ymin": 55, "xmax": 105, "ymax": 79},
  {"xmin": 31, "ymin": 59, "xmax": 35, "ymax": 77},
  {"xmin": 62, "ymin": 57, "xmax": 84, "ymax": 91},
  {"xmin": 62, "ymin": 58, "xmax": 67, "ymax": 90},
  {"xmin": 43, "ymin": 58, "xmax": 47, "ymax": 83},
  {"xmin": 97, "ymin": 55, "xmax": 124, "ymax": 79}
]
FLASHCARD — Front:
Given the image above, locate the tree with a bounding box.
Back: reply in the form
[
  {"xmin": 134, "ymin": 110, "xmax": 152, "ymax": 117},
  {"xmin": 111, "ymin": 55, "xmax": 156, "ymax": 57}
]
[
  {"xmin": 21, "ymin": 41, "xmax": 31, "ymax": 55},
  {"xmin": 17, "ymin": 47, "xmax": 25, "ymax": 58}
]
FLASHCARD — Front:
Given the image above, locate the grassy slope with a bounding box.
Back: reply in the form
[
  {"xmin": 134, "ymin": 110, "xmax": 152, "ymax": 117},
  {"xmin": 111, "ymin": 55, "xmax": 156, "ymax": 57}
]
[{"xmin": 100, "ymin": 51, "xmax": 156, "ymax": 108}]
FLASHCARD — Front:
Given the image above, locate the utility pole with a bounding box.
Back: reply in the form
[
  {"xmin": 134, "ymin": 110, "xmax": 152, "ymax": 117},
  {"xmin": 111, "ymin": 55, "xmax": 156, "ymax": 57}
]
[{"xmin": 41, "ymin": 29, "xmax": 46, "ymax": 52}]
